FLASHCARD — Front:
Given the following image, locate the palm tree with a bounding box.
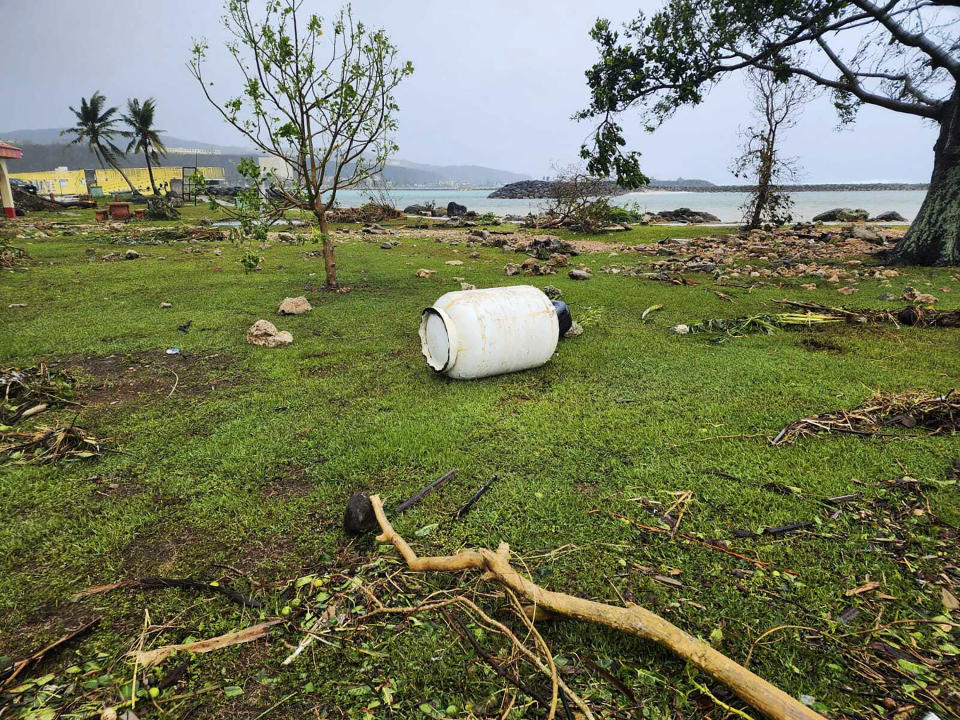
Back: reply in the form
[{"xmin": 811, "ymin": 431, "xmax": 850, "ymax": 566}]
[
  {"xmin": 122, "ymin": 98, "xmax": 167, "ymax": 195},
  {"xmin": 62, "ymin": 92, "xmax": 137, "ymax": 194}
]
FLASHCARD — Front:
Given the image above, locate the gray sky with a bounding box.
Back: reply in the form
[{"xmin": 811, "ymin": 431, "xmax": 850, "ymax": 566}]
[{"xmin": 0, "ymin": 0, "xmax": 939, "ymax": 182}]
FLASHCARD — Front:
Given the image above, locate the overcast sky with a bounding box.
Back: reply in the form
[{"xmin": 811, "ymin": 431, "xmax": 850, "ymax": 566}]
[{"xmin": 0, "ymin": 0, "xmax": 940, "ymax": 182}]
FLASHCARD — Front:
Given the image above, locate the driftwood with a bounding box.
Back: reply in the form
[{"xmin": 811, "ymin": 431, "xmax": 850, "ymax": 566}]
[{"xmin": 368, "ymin": 494, "xmax": 824, "ymax": 720}]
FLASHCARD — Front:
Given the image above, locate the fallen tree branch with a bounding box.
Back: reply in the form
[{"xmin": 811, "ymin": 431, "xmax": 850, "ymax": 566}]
[
  {"xmin": 129, "ymin": 620, "xmax": 282, "ymax": 667},
  {"xmin": 369, "ymin": 494, "xmax": 824, "ymax": 720}
]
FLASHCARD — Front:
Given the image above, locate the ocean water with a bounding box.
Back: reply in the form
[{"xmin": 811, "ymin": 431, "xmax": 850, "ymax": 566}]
[{"xmin": 334, "ymin": 188, "xmax": 926, "ymax": 223}]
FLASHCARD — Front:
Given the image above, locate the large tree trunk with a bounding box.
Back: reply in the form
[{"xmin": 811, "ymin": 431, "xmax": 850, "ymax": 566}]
[
  {"xmin": 890, "ymin": 88, "xmax": 960, "ymax": 266},
  {"xmin": 317, "ymin": 210, "xmax": 338, "ymax": 288}
]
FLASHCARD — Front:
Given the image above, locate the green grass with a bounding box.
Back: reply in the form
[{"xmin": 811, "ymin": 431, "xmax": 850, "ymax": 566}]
[{"xmin": 1, "ymin": 209, "xmax": 958, "ymax": 719}]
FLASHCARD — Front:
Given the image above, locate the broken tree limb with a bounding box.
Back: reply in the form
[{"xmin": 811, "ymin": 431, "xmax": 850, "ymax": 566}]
[
  {"xmin": 368, "ymin": 494, "xmax": 824, "ymax": 720},
  {"xmin": 129, "ymin": 620, "xmax": 282, "ymax": 667}
]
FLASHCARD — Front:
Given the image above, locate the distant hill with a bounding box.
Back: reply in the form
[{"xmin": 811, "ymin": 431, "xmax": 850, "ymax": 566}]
[
  {"xmin": 0, "ymin": 128, "xmax": 255, "ymax": 155},
  {"xmin": 0, "ymin": 129, "xmax": 530, "ymax": 188},
  {"xmin": 386, "ymin": 159, "xmax": 529, "ymax": 187}
]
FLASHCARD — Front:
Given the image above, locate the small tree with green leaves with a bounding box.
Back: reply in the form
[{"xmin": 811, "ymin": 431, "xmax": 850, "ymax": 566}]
[{"xmin": 189, "ymin": 0, "xmax": 413, "ymax": 288}]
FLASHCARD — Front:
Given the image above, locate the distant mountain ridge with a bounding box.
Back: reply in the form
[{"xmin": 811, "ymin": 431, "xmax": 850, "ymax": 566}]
[
  {"xmin": 0, "ymin": 128, "xmax": 255, "ymax": 155},
  {"xmin": 0, "ymin": 128, "xmax": 530, "ymax": 187}
]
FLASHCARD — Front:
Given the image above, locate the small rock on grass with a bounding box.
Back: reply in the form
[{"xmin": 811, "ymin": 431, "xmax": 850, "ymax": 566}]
[
  {"xmin": 124, "ymin": 249, "xmax": 140, "ymax": 260},
  {"xmin": 460, "ymin": 282, "xmax": 476, "ymax": 291},
  {"xmin": 159, "ymin": 302, "xmax": 173, "ymax": 309},
  {"xmin": 670, "ymin": 324, "xmax": 690, "ymax": 335},
  {"xmin": 801, "ymin": 283, "xmax": 817, "ymax": 291},
  {"xmin": 247, "ymin": 319, "xmax": 293, "ymax": 348},
  {"xmin": 838, "ymin": 287, "xmax": 858, "ymax": 295},
  {"xmin": 568, "ymin": 268, "xmax": 591, "ymax": 281},
  {"xmin": 902, "ymin": 286, "xmax": 938, "ymax": 304},
  {"xmin": 277, "ymin": 296, "xmax": 312, "ymax": 315},
  {"xmin": 542, "ymin": 285, "xmax": 562, "ymax": 300},
  {"xmin": 8, "ymin": 303, "xmax": 27, "ymax": 308},
  {"xmin": 564, "ymin": 321, "xmax": 584, "ymax": 338},
  {"xmin": 416, "ymin": 268, "xmax": 435, "ymax": 278}
]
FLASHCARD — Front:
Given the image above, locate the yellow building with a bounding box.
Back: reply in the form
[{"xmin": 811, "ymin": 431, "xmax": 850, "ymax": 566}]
[{"xmin": 9, "ymin": 166, "xmax": 225, "ymax": 196}]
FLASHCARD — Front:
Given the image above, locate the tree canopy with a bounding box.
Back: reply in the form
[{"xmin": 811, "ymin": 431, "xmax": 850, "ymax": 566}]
[{"xmin": 579, "ymin": 0, "xmax": 960, "ymax": 264}]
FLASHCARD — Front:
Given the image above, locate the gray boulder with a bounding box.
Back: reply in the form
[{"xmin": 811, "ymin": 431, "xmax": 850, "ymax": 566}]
[
  {"xmin": 447, "ymin": 201, "xmax": 468, "ymax": 217},
  {"xmin": 869, "ymin": 211, "xmax": 907, "ymax": 222},
  {"xmin": 812, "ymin": 208, "xmax": 869, "ymax": 222}
]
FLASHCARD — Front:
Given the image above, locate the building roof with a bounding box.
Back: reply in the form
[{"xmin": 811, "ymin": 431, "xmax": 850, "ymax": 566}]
[{"xmin": 0, "ymin": 141, "xmax": 23, "ymax": 160}]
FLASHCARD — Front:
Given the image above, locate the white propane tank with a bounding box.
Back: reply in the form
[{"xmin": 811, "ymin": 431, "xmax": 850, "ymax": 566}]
[{"xmin": 420, "ymin": 285, "xmax": 560, "ymax": 379}]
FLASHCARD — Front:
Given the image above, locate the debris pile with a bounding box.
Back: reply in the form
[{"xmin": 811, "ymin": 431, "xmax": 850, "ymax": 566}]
[
  {"xmin": 1, "ymin": 424, "xmax": 111, "ymax": 465},
  {"xmin": 772, "ymin": 390, "xmax": 960, "ymax": 445},
  {"xmin": 1, "ymin": 365, "xmax": 76, "ymax": 426},
  {"xmin": 12, "ymin": 187, "xmax": 63, "ymax": 213},
  {"xmin": 328, "ymin": 203, "xmax": 402, "ymax": 223},
  {"xmin": 603, "ymin": 225, "xmax": 904, "ymax": 283}
]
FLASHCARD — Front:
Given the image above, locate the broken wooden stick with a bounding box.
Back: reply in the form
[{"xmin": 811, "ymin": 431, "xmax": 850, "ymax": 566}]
[
  {"xmin": 367, "ymin": 494, "xmax": 824, "ymax": 720},
  {"xmin": 453, "ymin": 474, "xmax": 497, "ymax": 519},
  {"xmin": 129, "ymin": 620, "xmax": 282, "ymax": 667},
  {"xmin": 395, "ymin": 468, "xmax": 457, "ymax": 515}
]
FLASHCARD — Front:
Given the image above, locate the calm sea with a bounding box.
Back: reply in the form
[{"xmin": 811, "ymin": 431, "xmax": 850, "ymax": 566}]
[{"xmin": 335, "ymin": 188, "xmax": 926, "ymax": 223}]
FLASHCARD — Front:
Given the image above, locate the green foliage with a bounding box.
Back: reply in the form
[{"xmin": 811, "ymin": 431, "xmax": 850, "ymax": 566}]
[
  {"xmin": 577, "ymin": 1, "xmax": 954, "ymax": 190},
  {"xmin": 121, "ymin": 98, "xmax": 167, "ymax": 181},
  {"xmin": 144, "ymin": 195, "xmax": 181, "ymax": 221},
  {"xmin": 239, "ymin": 247, "xmax": 262, "ymax": 273},
  {"xmin": 61, "ymin": 92, "xmax": 130, "ymax": 173}
]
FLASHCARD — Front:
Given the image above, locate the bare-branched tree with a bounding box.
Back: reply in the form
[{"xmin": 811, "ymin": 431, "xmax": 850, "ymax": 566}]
[
  {"xmin": 189, "ymin": 0, "xmax": 413, "ymax": 287},
  {"xmin": 578, "ymin": 0, "xmax": 960, "ymax": 265},
  {"xmin": 538, "ymin": 166, "xmax": 620, "ymax": 232},
  {"xmin": 733, "ymin": 70, "xmax": 812, "ymax": 229}
]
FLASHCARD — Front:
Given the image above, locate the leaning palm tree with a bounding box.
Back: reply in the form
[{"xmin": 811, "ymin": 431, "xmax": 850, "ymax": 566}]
[
  {"xmin": 62, "ymin": 91, "xmax": 137, "ymax": 195},
  {"xmin": 122, "ymin": 98, "xmax": 167, "ymax": 195}
]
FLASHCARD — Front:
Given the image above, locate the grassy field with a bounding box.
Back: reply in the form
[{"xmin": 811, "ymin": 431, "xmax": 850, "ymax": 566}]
[{"xmin": 1, "ymin": 209, "xmax": 958, "ymax": 719}]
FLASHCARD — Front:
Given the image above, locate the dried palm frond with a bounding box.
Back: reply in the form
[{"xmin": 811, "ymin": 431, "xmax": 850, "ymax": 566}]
[
  {"xmin": 772, "ymin": 390, "xmax": 960, "ymax": 445},
  {"xmin": 0, "ymin": 364, "xmax": 77, "ymax": 426},
  {"xmin": 1, "ymin": 424, "xmax": 112, "ymax": 464}
]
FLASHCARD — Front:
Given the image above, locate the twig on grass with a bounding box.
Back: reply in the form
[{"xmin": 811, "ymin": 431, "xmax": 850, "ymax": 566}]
[
  {"xmin": 395, "ymin": 468, "xmax": 457, "ymax": 514},
  {"xmin": 453, "ymin": 475, "xmax": 497, "ymax": 520}
]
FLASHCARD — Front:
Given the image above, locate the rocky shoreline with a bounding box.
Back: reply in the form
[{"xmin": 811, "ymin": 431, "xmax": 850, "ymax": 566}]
[{"xmin": 489, "ymin": 179, "xmax": 927, "ymax": 198}]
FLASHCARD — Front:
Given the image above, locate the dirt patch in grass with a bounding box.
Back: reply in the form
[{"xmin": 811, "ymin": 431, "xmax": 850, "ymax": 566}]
[
  {"xmin": 120, "ymin": 523, "xmax": 215, "ymax": 577},
  {"xmin": 261, "ymin": 463, "xmax": 314, "ymax": 501},
  {"xmin": 60, "ymin": 351, "xmax": 239, "ymax": 406},
  {"xmin": 799, "ymin": 334, "xmax": 846, "ymax": 354},
  {"xmin": 4, "ymin": 597, "xmax": 99, "ymax": 659}
]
